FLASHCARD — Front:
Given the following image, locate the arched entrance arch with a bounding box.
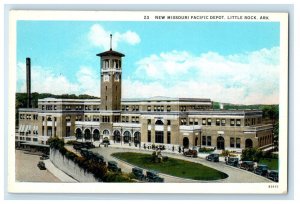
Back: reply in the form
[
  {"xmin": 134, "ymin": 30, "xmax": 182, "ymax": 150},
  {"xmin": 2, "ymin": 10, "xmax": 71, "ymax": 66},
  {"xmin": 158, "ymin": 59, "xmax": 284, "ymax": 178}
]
[
  {"xmin": 93, "ymin": 129, "xmax": 100, "ymax": 141},
  {"xmin": 183, "ymin": 137, "xmax": 189, "ymax": 148},
  {"xmin": 245, "ymin": 139, "xmax": 253, "ymax": 148},
  {"xmin": 134, "ymin": 131, "xmax": 141, "ymax": 144},
  {"xmin": 113, "ymin": 130, "xmax": 121, "ymax": 143},
  {"xmin": 84, "ymin": 129, "xmax": 91, "ymax": 141},
  {"xmin": 75, "ymin": 128, "xmax": 82, "ymax": 140},
  {"xmin": 123, "ymin": 131, "xmax": 131, "ymax": 143},
  {"xmin": 217, "ymin": 136, "xmax": 225, "ymax": 150}
]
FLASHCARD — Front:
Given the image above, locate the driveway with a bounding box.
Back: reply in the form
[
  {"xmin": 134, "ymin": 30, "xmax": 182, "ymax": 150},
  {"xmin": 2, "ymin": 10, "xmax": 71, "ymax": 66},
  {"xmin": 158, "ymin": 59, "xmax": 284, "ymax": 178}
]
[{"xmin": 89, "ymin": 146, "xmax": 272, "ymax": 183}]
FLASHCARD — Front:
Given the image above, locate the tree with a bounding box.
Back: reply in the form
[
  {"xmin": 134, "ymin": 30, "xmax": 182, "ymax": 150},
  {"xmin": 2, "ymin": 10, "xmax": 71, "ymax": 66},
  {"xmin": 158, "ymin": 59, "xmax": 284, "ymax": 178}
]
[{"xmin": 241, "ymin": 148, "xmax": 263, "ymax": 162}]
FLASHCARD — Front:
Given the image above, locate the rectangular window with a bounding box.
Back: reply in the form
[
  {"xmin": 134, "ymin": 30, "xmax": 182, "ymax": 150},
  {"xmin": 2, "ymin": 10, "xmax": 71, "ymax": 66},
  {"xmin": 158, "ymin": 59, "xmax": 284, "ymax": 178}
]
[
  {"xmin": 122, "ymin": 106, "xmax": 125, "ymax": 111},
  {"xmin": 230, "ymin": 119, "xmax": 235, "ymax": 126},
  {"xmin": 33, "ymin": 138, "xmax": 38, "ymax": 142},
  {"xmin": 236, "ymin": 119, "xmax": 241, "ymax": 126},
  {"xmin": 136, "ymin": 105, "xmax": 139, "ymax": 111},
  {"xmin": 167, "ymin": 132, "xmax": 171, "ymax": 144},
  {"xmin": 132, "ymin": 117, "xmax": 136, "ymax": 123},
  {"xmin": 207, "ymin": 136, "xmax": 211, "ymax": 146},
  {"xmin": 207, "ymin": 118, "xmax": 212, "ymax": 126},
  {"xmin": 65, "ymin": 116, "xmax": 71, "ymax": 122},
  {"xmin": 230, "ymin": 137, "xmax": 235, "ymax": 148},
  {"xmin": 154, "ymin": 106, "xmax": 157, "ymax": 111},
  {"xmin": 202, "ymin": 118, "xmax": 206, "ymax": 125},
  {"xmin": 194, "ymin": 119, "xmax": 198, "ymax": 125},
  {"xmin": 161, "ymin": 106, "xmax": 164, "ymax": 111},
  {"xmin": 135, "ymin": 117, "xmax": 139, "ymax": 123},
  {"xmin": 54, "ymin": 105, "xmax": 57, "ymax": 110},
  {"xmin": 126, "ymin": 116, "xmax": 129, "ymax": 122},
  {"xmin": 155, "ymin": 131, "xmax": 164, "ymax": 143},
  {"xmin": 221, "ymin": 119, "xmax": 226, "ymax": 126},
  {"xmin": 122, "ymin": 116, "xmax": 125, "ymax": 122},
  {"xmin": 47, "ymin": 127, "xmax": 52, "ymax": 137},
  {"xmin": 189, "ymin": 118, "xmax": 194, "ymax": 125},
  {"xmin": 202, "ymin": 136, "xmax": 207, "ymax": 146},
  {"xmin": 147, "ymin": 106, "xmax": 151, "ymax": 111},
  {"xmin": 167, "ymin": 120, "xmax": 171, "ymax": 125},
  {"xmin": 147, "ymin": 119, "xmax": 151, "ymax": 125},
  {"xmin": 42, "ymin": 105, "xmax": 44, "ymax": 110},
  {"xmin": 147, "ymin": 130, "xmax": 151, "ymax": 142},
  {"xmin": 126, "ymin": 106, "xmax": 129, "ymax": 111},
  {"xmin": 167, "ymin": 106, "xmax": 171, "ymax": 112},
  {"xmin": 66, "ymin": 126, "xmax": 71, "ymax": 137},
  {"xmin": 236, "ymin": 138, "xmax": 241, "ymax": 148},
  {"xmin": 216, "ymin": 118, "xmax": 220, "ymax": 126}
]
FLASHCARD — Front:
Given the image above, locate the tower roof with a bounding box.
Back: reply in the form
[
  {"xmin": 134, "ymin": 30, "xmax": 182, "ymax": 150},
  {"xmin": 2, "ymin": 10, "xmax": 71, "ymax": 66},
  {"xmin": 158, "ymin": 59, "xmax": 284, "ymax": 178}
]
[
  {"xmin": 96, "ymin": 34, "xmax": 125, "ymax": 57},
  {"xmin": 96, "ymin": 49, "xmax": 125, "ymax": 57}
]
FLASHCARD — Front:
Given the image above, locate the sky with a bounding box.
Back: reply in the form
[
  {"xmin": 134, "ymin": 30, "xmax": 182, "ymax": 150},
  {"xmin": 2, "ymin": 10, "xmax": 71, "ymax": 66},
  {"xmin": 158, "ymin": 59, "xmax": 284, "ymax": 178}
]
[{"xmin": 16, "ymin": 21, "xmax": 280, "ymax": 104}]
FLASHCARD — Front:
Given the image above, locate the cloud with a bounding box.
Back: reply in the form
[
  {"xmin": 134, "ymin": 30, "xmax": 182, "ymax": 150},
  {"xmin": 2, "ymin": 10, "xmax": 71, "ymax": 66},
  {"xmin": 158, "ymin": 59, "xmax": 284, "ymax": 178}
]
[
  {"xmin": 88, "ymin": 24, "xmax": 140, "ymax": 50},
  {"xmin": 130, "ymin": 47, "xmax": 280, "ymax": 104},
  {"xmin": 17, "ymin": 63, "xmax": 100, "ymax": 97}
]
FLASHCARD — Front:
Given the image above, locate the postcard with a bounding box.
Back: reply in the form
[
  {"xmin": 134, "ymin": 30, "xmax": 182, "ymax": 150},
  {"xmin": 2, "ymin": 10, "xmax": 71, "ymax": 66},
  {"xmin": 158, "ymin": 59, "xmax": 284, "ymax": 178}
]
[{"xmin": 8, "ymin": 10, "xmax": 288, "ymax": 194}]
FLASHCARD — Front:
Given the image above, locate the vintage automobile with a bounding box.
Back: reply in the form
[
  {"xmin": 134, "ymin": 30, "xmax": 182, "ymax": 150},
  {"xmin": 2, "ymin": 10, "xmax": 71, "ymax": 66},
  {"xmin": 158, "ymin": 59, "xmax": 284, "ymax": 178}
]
[
  {"xmin": 40, "ymin": 154, "xmax": 49, "ymax": 160},
  {"xmin": 132, "ymin": 167, "xmax": 145, "ymax": 181},
  {"xmin": 37, "ymin": 161, "xmax": 46, "ymax": 170},
  {"xmin": 240, "ymin": 161, "xmax": 255, "ymax": 171},
  {"xmin": 146, "ymin": 170, "xmax": 164, "ymax": 182},
  {"xmin": 107, "ymin": 161, "xmax": 121, "ymax": 173},
  {"xmin": 183, "ymin": 149, "xmax": 198, "ymax": 158},
  {"xmin": 267, "ymin": 170, "xmax": 279, "ymax": 182},
  {"xmin": 226, "ymin": 157, "xmax": 239, "ymax": 167},
  {"xmin": 92, "ymin": 152, "xmax": 105, "ymax": 164},
  {"xmin": 73, "ymin": 142, "xmax": 83, "ymax": 151},
  {"xmin": 206, "ymin": 153, "xmax": 219, "ymax": 162},
  {"xmin": 254, "ymin": 164, "xmax": 269, "ymax": 176}
]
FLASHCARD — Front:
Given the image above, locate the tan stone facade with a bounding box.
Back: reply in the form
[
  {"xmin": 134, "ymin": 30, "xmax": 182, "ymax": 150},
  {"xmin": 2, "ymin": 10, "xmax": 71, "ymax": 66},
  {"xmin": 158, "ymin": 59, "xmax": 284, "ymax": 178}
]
[{"xmin": 17, "ymin": 46, "xmax": 273, "ymax": 151}]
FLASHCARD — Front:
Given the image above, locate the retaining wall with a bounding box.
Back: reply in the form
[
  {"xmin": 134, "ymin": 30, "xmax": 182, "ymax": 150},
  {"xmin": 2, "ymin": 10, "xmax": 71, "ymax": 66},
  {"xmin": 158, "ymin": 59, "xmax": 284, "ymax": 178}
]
[{"xmin": 50, "ymin": 148, "xmax": 98, "ymax": 182}]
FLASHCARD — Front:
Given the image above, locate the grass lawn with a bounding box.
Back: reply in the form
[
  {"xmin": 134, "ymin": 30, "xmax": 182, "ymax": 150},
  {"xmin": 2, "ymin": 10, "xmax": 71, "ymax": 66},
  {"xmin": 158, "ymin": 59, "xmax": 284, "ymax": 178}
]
[
  {"xmin": 112, "ymin": 152, "xmax": 228, "ymax": 180},
  {"xmin": 259, "ymin": 158, "xmax": 278, "ymax": 170}
]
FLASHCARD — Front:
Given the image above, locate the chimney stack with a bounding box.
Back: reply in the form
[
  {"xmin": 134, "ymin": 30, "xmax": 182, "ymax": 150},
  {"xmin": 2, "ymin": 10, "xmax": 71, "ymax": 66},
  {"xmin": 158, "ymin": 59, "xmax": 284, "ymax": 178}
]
[{"xmin": 26, "ymin": 57, "xmax": 31, "ymax": 108}]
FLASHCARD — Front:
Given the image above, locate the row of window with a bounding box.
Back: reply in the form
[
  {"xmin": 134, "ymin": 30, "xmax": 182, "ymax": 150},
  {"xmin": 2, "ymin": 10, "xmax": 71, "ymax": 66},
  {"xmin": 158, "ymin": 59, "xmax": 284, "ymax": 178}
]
[
  {"xmin": 18, "ymin": 137, "xmax": 37, "ymax": 142},
  {"xmin": 230, "ymin": 137, "xmax": 241, "ymax": 148},
  {"xmin": 147, "ymin": 105, "xmax": 171, "ymax": 112},
  {"xmin": 102, "ymin": 59, "xmax": 122, "ymax": 69},
  {"xmin": 122, "ymin": 105, "xmax": 140, "ymax": 111},
  {"xmin": 122, "ymin": 116, "xmax": 140, "ymax": 123},
  {"xmin": 181, "ymin": 118, "xmax": 242, "ymax": 126},
  {"xmin": 147, "ymin": 119, "xmax": 171, "ymax": 125},
  {"xmin": 20, "ymin": 114, "xmax": 38, "ymax": 120}
]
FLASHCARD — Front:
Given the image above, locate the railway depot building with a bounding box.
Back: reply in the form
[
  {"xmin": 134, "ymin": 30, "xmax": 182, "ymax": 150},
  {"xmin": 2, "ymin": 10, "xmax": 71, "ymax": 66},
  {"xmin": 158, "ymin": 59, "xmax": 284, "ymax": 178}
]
[{"xmin": 16, "ymin": 37, "xmax": 273, "ymax": 152}]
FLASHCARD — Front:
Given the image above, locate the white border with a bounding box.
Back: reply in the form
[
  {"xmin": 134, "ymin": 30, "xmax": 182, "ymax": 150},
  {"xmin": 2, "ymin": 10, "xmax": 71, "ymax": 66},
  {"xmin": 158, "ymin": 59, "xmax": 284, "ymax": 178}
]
[{"xmin": 7, "ymin": 10, "xmax": 288, "ymax": 194}]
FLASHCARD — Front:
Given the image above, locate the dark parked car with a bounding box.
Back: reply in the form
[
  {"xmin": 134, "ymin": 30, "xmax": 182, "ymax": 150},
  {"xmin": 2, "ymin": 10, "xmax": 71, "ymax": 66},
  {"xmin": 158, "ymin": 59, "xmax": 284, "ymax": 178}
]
[
  {"xmin": 107, "ymin": 161, "xmax": 121, "ymax": 173},
  {"xmin": 254, "ymin": 164, "xmax": 269, "ymax": 176},
  {"xmin": 132, "ymin": 167, "xmax": 145, "ymax": 181},
  {"xmin": 206, "ymin": 153, "xmax": 219, "ymax": 162},
  {"xmin": 240, "ymin": 161, "xmax": 255, "ymax": 171},
  {"xmin": 92, "ymin": 152, "xmax": 105, "ymax": 164},
  {"xmin": 73, "ymin": 143, "xmax": 83, "ymax": 151},
  {"xmin": 146, "ymin": 170, "xmax": 164, "ymax": 182},
  {"xmin": 40, "ymin": 154, "xmax": 49, "ymax": 160},
  {"xmin": 226, "ymin": 157, "xmax": 239, "ymax": 167},
  {"xmin": 183, "ymin": 149, "xmax": 198, "ymax": 158},
  {"xmin": 267, "ymin": 170, "xmax": 279, "ymax": 182},
  {"xmin": 37, "ymin": 161, "xmax": 46, "ymax": 170}
]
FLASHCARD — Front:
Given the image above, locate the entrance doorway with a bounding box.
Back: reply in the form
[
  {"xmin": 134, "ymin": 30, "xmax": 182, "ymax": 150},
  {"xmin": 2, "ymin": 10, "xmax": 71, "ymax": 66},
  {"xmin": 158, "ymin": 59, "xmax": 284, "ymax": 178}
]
[
  {"xmin": 183, "ymin": 137, "xmax": 189, "ymax": 148},
  {"xmin": 217, "ymin": 136, "xmax": 225, "ymax": 150}
]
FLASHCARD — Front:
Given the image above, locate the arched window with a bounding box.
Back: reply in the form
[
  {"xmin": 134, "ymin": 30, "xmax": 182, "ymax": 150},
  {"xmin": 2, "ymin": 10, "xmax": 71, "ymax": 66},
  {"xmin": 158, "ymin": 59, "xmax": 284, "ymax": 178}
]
[
  {"xmin": 123, "ymin": 131, "xmax": 131, "ymax": 143},
  {"xmin": 155, "ymin": 120, "xmax": 164, "ymax": 125},
  {"xmin": 103, "ymin": 129, "xmax": 110, "ymax": 135}
]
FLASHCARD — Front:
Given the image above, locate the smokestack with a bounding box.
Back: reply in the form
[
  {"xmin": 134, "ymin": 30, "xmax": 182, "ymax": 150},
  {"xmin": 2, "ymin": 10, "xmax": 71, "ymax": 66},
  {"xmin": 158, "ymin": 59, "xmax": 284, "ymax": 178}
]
[{"xmin": 26, "ymin": 57, "xmax": 31, "ymax": 108}]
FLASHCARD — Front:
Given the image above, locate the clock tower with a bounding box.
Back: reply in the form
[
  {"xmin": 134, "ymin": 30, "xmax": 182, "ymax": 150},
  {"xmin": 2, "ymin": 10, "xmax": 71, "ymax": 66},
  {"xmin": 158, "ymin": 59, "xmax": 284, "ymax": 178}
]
[{"xmin": 97, "ymin": 34, "xmax": 124, "ymax": 122}]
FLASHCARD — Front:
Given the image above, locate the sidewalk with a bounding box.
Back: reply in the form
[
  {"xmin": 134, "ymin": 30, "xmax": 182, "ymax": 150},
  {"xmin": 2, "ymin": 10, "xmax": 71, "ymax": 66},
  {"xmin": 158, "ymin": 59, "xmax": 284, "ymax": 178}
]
[{"xmin": 44, "ymin": 159, "xmax": 78, "ymax": 183}]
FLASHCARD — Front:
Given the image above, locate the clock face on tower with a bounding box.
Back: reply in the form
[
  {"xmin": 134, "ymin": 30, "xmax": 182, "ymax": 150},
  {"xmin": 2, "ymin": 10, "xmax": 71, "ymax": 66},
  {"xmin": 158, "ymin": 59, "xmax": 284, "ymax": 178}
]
[
  {"xmin": 104, "ymin": 74, "xmax": 109, "ymax": 82},
  {"xmin": 115, "ymin": 73, "xmax": 119, "ymax": 82}
]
